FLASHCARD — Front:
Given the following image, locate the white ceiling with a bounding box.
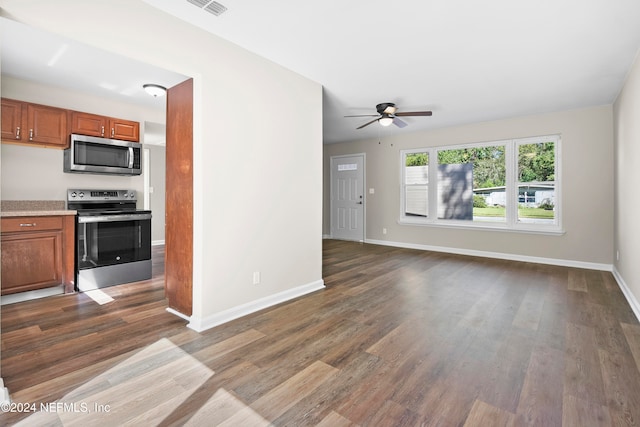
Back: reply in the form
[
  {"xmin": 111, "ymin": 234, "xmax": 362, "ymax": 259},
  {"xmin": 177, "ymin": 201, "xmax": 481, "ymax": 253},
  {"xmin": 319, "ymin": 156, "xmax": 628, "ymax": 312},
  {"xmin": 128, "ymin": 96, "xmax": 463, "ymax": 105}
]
[
  {"xmin": 3, "ymin": 1, "xmax": 640, "ymax": 145},
  {"xmin": 0, "ymin": 17, "xmax": 188, "ymax": 111}
]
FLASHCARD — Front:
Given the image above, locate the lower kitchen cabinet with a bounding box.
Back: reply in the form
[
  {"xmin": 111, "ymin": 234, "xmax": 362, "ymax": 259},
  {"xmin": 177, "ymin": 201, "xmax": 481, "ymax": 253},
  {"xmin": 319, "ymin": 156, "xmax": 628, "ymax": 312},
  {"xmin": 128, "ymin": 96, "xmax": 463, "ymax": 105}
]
[{"xmin": 1, "ymin": 215, "xmax": 75, "ymax": 295}]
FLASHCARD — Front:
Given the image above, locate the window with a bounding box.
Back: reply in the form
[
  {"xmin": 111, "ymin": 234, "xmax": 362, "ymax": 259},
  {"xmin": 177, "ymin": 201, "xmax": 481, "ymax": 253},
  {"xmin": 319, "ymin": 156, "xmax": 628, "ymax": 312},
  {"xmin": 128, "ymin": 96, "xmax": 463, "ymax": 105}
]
[
  {"xmin": 404, "ymin": 151, "xmax": 429, "ymax": 217},
  {"xmin": 437, "ymin": 144, "xmax": 506, "ymax": 222},
  {"xmin": 400, "ymin": 135, "xmax": 560, "ymax": 232},
  {"xmin": 517, "ymin": 139, "xmax": 556, "ymax": 225}
]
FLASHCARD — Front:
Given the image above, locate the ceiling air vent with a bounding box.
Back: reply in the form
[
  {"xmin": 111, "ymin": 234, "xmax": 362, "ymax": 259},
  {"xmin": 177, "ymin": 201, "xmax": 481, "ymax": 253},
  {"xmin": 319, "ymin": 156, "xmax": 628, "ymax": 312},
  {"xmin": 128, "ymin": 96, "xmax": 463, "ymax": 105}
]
[{"xmin": 187, "ymin": 0, "xmax": 228, "ymax": 16}]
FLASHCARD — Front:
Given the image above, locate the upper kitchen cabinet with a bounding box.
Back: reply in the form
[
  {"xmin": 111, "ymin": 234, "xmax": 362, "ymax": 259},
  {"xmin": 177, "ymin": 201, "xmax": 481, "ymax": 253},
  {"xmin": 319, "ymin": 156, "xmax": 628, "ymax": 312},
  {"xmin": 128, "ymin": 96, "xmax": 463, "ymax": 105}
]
[
  {"xmin": 1, "ymin": 98, "xmax": 69, "ymax": 148},
  {"xmin": 27, "ymin": 103, "xmax": 69, "ymax": 148},
  {"xmin": 1, "ymin": 98, "xmax": 24, "ymax": 141},
  {"xmin": 1, "ymin": 98, "xmax": 142, "ymax": 148},
  {"xmin": 110, "ymin": 118, "xmax": 139, "ymax": 142},
  {"xmin": 71, "ymin": 111, "xmax": 107, "ymax": 138},
  {"xmin": 71, "ymin": 111, "xmax": 140, "ymax": 142}
]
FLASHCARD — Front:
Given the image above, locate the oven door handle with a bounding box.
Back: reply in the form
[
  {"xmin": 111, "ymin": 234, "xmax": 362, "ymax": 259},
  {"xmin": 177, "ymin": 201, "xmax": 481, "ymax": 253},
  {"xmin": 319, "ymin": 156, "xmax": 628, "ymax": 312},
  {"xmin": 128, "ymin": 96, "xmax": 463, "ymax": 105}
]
[{"xmin": 78, "ymin": 213, "xmax": 152, "ymax": 223}]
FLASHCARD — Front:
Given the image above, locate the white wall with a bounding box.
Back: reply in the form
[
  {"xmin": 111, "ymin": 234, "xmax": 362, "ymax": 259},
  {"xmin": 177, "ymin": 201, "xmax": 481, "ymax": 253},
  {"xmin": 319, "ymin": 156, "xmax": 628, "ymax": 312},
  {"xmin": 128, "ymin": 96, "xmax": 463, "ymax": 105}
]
[
  {"xmin": 1, "ymin": 76, "xmax": 164, "ymax": 201},
  {"xmin": 614, "ymin": 50, "xmax": 640, "ymax": 314},
  {"xmin": 324, "ymin": 105, "xmax": 614, "ymax": 266},
  {"xmin": 147, "ymin": 144, "xmax": 166, "ymax": 244},
  {"xmin": 0, "ymin": 69, "xmax": 7, "ymax": 403},
  {"xmin": 0, "ymin": 0, "xmax": 323, "ymax": 328}
]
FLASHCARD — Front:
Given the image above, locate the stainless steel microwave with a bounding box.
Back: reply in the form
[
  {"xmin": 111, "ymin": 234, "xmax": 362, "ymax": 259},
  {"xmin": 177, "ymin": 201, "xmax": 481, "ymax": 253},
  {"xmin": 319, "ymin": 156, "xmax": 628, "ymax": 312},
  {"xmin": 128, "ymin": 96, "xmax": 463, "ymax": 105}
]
[{"xmin": 64, "ymin": 134, "xmax": 141, "ymax": 175}]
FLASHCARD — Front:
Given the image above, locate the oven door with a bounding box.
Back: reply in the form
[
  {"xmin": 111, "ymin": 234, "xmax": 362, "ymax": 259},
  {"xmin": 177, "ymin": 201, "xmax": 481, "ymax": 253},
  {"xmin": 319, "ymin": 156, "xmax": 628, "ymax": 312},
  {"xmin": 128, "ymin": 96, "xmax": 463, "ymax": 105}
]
[{"xmin": 77, "ymin": 212, "xmax": 152, "ymax": 270}]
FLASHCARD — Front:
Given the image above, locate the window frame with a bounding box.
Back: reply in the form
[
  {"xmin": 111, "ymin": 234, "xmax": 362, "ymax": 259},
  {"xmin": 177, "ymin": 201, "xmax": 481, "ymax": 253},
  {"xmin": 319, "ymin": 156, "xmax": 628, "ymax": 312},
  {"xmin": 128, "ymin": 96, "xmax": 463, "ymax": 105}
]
[
  {"xmin": 399, "ymin": 134, "xmax": 562, "ymax": 234},
  {"xmin": 401, "ymin": 149, "xmax": 430, "ymax": 219}
]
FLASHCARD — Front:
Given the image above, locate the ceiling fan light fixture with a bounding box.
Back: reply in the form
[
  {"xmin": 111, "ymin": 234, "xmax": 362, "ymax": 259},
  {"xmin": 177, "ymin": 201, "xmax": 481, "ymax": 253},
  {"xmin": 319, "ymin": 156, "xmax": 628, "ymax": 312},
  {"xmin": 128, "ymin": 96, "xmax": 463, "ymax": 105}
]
[
  {"xmin": 143, "ymin": 84, "xmax": 166, "ymax": 97},
  {"xmin": 348, "ymin": 102, "xmax": 432, "ymax": 130},
  {"xmin": 379, "ymin": 116, "xmax": 394, "ymax": 127}
]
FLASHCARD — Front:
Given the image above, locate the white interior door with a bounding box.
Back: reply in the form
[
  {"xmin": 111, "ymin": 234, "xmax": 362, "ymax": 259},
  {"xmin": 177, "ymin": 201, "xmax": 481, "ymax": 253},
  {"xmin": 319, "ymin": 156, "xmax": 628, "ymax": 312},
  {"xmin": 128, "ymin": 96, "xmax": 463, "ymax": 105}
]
[{"xmin": 331, "ymin": 154, "xmax": 365, "ymax": 241}]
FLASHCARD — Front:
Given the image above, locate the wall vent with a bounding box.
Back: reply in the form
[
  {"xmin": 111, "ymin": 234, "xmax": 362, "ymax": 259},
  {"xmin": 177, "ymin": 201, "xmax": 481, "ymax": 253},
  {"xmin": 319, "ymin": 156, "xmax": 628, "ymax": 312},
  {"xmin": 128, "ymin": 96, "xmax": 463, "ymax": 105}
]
[{"xmin": 187, "ymin": 0, "xmax": 228, "ymax": 16}]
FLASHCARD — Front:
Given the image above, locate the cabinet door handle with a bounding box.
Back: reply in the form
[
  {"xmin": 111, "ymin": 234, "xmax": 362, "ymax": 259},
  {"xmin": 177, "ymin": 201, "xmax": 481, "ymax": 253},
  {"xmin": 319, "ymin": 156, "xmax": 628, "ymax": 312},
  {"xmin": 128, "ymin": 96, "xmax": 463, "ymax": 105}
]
[
  {"xmin": 29, "ymin": 129, "xmax": 33, "ymax": 141},
  {"xmin": 15, "ymin": 126, "xmax": 20, "ymax": 139},
  {"xmin": 19, "ymin": 223, "xmax": 36, "ymax": 227}
]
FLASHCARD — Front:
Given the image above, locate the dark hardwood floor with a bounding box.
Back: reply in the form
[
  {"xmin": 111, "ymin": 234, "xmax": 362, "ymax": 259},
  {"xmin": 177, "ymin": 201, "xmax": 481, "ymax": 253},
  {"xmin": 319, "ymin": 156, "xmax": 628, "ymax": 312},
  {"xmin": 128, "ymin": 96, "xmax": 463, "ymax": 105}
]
[{"xmin": 2, "ymin": 240, "xmax": 640, "ymax": 426}]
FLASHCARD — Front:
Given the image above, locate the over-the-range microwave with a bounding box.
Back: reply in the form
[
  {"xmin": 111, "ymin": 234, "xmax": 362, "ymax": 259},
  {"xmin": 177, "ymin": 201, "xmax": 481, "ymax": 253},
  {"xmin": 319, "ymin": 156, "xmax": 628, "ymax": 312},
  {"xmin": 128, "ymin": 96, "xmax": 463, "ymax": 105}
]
[{"xmin": 64, "ymin": 134, "xmax": 141, "ymax": 176}]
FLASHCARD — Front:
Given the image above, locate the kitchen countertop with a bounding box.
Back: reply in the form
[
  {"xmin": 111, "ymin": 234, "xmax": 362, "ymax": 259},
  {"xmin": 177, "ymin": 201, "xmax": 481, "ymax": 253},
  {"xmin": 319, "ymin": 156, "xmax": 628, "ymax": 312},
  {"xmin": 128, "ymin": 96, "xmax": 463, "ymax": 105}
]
[{"xmin": 1, "ymin": 200, "xmax": 76, "ymax": 217}]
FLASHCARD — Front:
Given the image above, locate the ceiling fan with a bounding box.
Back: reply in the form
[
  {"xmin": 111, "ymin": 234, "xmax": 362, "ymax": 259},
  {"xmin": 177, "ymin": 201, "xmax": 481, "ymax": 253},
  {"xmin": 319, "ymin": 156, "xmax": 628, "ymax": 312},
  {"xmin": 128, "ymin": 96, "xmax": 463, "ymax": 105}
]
[{"xmin": 345, "ymin": 102, "xmax": 433, "ymax": 129}]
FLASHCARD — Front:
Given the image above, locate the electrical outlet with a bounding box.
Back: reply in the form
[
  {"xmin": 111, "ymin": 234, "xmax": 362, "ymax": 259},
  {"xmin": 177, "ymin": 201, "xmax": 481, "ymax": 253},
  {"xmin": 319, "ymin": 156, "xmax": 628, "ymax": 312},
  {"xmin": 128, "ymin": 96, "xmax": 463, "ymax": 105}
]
[
  {"xmin": 616, "ymin": 250, "xmax": 620, "ymax": 261},
  {"xmin": 253, "ymin": 271, "xmax": 261, "ymax": 285},
  {"xmin": 383, "ymin": 228, "xmax": 387, "ymax": 235}
]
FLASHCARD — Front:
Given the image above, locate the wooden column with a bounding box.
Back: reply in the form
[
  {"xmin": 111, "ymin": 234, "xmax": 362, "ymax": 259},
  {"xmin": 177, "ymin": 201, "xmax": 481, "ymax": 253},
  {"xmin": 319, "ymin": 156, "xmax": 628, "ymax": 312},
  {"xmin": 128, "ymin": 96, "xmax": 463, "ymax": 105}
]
[{"xmin": 165, "ymin": 78, "xmax": 193, "ymax": 316}]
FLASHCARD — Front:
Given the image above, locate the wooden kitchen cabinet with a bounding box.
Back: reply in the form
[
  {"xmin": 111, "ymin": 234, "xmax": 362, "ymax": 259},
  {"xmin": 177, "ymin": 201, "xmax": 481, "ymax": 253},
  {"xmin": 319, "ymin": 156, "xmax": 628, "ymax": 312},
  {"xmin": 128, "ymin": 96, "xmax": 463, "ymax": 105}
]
[
  {"xmin": 2, "ymin": 98, "xmax": 141, "ymax": 148},
  {"xmin": 71, "ymin": 111, "xmax": 139, "ymax": 142},
  {"xmin": 26, "ymin": 103, "xmax": 70, "ymax": 147},
  {"xmin": 71, "ymin": 111, "xmax": 107, "ymax": 137},
  {"xmin": 1, "ymin": 98, "xmax": 69, "ymax": 148},
  {"xmin": 1, "ymin": 215, "xmax": 75, "ymax": 295},
  {"xmin": 1, "ymin": 98, "xmax": 24, "ymax": 141},
  {"xmin": 110, "ymin": 118, "xmax": 139, "ymax": 141}
]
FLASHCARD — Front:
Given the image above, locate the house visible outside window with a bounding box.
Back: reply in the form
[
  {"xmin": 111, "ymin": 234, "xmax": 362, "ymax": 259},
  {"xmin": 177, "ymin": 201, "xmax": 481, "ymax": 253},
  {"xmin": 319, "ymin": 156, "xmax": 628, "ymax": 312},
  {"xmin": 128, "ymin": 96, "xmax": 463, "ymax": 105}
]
[
  {"xmin": 517, "ymin": 139, "xmax": 556, "ymax": 225},
  {"xmin": 400, "ymin": 135, "xmax": 561, "ymax": 233}
]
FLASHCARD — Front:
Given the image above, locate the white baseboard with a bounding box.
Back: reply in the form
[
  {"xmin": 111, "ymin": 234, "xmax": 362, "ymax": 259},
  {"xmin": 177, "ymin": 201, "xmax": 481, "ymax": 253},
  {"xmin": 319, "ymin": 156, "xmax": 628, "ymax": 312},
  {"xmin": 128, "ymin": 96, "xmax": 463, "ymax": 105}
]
[
  {"xmin": 0, "ymin": 378, "xmax": 10, "ymax": 404},
  {"xmin": 364, "ymin": 238, "xmax": 613, "ymax": 271},
  {"xmin": 612, "ymin": 267, "xmax": 640, "ymax": 322},
  {"xmin": 152, "ymin": 240, "xmax": 165, "ymax": 246},
  {"xmin": 186, "ymin": 279, "xmax": 325, "ymax": 332},
  {"xmin": 166, "ymin": 307, "xmax": 191, "ymax": 321},
  {"xmin": 1, "ymin": 286, "xmax": 65, "ymax": 306}
]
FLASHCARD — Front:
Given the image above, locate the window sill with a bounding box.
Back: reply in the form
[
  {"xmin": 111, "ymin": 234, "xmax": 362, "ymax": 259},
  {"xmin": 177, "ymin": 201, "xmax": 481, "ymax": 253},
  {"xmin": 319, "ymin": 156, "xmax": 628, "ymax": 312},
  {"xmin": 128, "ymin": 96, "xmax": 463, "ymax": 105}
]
[{"xmin": 397, "ymin": 217, "xmax": 565, "ymax": 236}]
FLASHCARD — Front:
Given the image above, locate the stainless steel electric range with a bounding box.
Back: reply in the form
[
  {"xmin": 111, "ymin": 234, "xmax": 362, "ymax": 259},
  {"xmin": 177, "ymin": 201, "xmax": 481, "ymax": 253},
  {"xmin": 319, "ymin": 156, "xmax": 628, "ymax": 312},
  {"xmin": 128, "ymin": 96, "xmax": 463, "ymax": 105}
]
[{"xmin": 67, "ymin": 189, "xmax": 152, "ymax": 292}]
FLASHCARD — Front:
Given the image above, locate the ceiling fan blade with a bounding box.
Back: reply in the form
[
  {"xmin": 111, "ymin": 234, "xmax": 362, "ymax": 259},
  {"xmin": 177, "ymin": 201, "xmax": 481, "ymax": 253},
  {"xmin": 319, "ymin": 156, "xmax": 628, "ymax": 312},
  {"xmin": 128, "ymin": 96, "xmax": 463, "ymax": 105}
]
[
  {"xmin": 344, "ymin": 114, "xmax": 379, "ymax": 118},
  {"xmin": 357, "ymin": 118, "xmax": 380, "ymax": 129},
  {"xmin": 393, "ymin": 117, "xmax": 408, "ymax": 128},
  {"xmin": 395, "ymin": 111, "xmax": 433, "ymax": 117}
]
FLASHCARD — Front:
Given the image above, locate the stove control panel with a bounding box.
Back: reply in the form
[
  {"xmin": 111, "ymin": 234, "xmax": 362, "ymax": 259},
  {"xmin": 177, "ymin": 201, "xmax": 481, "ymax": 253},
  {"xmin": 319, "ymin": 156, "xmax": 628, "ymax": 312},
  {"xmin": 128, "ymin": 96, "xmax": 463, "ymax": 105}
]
[{"xmin": 67, "ymin": 189, "xmax": 137, "ymax": 202}]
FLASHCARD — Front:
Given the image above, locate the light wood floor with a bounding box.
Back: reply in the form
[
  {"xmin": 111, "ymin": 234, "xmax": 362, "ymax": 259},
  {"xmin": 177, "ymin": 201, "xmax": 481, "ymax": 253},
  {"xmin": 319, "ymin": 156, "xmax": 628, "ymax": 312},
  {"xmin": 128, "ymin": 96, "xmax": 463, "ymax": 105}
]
[{"xmin": 2, "ymin": 240, "xmax": 640, "ymax": 426}]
